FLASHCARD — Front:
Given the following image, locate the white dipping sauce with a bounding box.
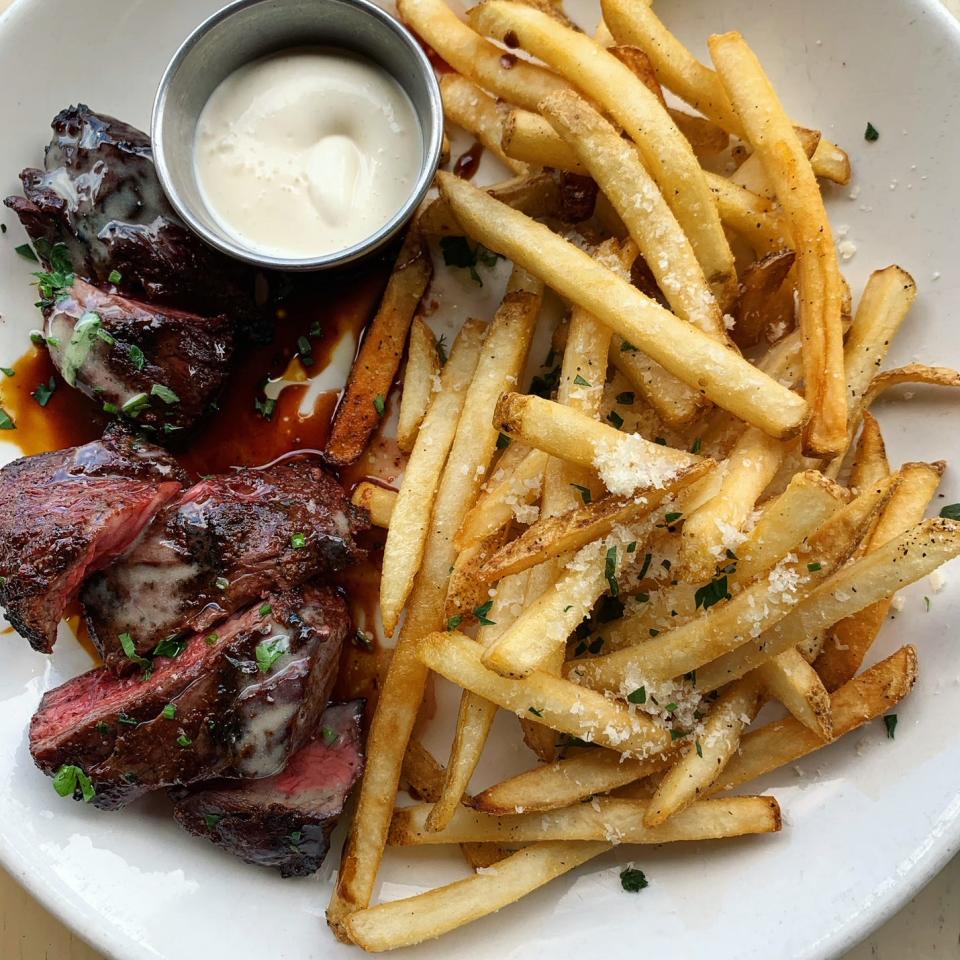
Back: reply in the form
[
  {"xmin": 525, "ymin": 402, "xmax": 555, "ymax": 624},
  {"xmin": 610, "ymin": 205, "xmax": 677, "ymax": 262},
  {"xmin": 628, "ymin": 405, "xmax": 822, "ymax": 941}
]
[{"xmin": 194, "ymin": 48, "xmax": 422, "ymax": 258}]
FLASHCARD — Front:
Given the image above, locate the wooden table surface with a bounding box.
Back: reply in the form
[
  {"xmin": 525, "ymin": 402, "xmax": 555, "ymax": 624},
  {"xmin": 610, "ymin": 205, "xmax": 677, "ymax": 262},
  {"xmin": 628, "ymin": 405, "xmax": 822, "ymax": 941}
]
[{"xmin": 1, "ymin": 0, "xmax": 959, "ymax": 957}]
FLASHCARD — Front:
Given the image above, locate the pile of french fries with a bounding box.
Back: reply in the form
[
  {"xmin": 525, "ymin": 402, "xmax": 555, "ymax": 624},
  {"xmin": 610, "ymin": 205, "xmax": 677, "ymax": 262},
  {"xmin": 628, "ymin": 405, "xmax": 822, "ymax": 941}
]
[{"xmin": 330, "ymin": 0, "xmax": 960, "ymax": 950}]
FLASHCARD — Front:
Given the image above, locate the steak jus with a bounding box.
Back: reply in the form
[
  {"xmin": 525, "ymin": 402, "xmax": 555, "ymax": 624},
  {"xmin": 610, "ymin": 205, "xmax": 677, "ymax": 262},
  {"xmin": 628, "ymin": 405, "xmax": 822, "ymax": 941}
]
[
  {"xmin": 30, "ymin": 585, "xmax": 348, "ymax": 809},
  {"xmin": 0, "ymin": 426, "xmax": 185, "ymax": 652},
  {"xmin": 172, "ymin": 700, "xmax": 364, "ymax": 877},
  {"xmin": 83, "ymin": 458, "xmax": 367, "ymax": 670},
  {"xmin": 45, "ymin": 279, "xmax": 235, "ymax": 432}
]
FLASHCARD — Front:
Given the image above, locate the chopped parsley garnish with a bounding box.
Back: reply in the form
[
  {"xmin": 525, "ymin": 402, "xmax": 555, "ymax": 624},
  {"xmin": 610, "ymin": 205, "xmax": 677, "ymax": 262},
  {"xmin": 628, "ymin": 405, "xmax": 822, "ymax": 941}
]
[
  {"xmin": 153, "ymin": 635, "xmax": 187, "ymax": 659},
  {"xmin": 95, "ymin": 722, "xmax": 110, "ymax": 735},
  {"xmin": 474, "ymin": 600, "xmax": 496, "ymax": 625},
  {"xmin": 108, "ymin": 269, "xmax": 122, "ymax": 284},
  {"xmin": 665, "ymin": 702, "xmax": 678, "ymax": 714},
  {"xmin": 0, "ymin": 407, "xmax": 14, "ymax": 431},
  {"xmin": 606, "ymin": 410, "xmax": 624, "ymax": 429},
  {"xmin": 29, "ymin": 330, "xmax": 45, "ymax": 347},
  {"xmin": 439, "ymin": 235, "xmax": 501, "ymax": 285},
  {"xmin": 939, "ymin": 503, "xmax": 960, "ymax": 521},
  {"xmin": 52, "ymin": 764, "xmax": 95, "ymax": 803},
  {"xmin": 694, "ymin": 575, "xmax": 730, "ymax": 611},
  {"xmin": 807, "ymin": 561, "xmax": 822, "ymax": 572},
  {"xmin": 296, "ymin": 335, "xmax": 314, "ymax": 367},
  {"xmin": 627, "ymin": 686, "xmax": 646, "ymax": 704},
  {"xmin": 259, "ymin": 603, "xmax": 273, "ymax": 618},
  {"xmin": 447, "ymin": 614, "xmax": 463, "ymax": 631},
  {"xmin": 670, "ymin": 728, "xmax": 690, "ymax": 741},
  {"xmin": 528, "ymin": 706, "xmax": 544, "ymax": 717},
  {"xmin": 864, "ymin": 122, "xmax": 879, "ymax": 142},
  {"xmin": 573, "ymin": 374, "xmax": 591, "ymax": 387},
  {"xmin": 530, "ymin": 363, "xmax": 561, "ymax": 399},
  {"xmin": 255, "ymin": 396, "xmax": 276, "ymax": 420},
  {"xmin": 321, "ymin": 726, "xmax": 340, "ymax": 746},
  {"xmin": 695, "ymin": 739, "xmax": 703, "ymax": 758},
  {"xmin": 571, "ymin": 483, "xmax": 592, "ymax": 504},
  {"xmin": 605, "ymin": 545, "xmax": 619, "ymax": 597},
  {"xmin": 32, "ymin": 243, "xmax": 76, "ymax": 306},
  {"xmin": 690, "ymin": 437, "xmax": 702, "ymax": 455},
  {"xmin": 436, "ymin": 334, "xmax": 448, "ymax": 366},
  {"xmin": 615, "ymin": 391, "xmax": 634, "ymax": 405},
  {"xmin": 128, "ymin": 344, "xmax": 146, "ymax": 371},
  {"xmin": 121, "ymin": 392, "xmax": 150, "ymax": 418},
  {"xmin": 619, "ymin": 867, "xmax": 648, "ymax": 893},
  {"xmin": 32, "ymin": 376, "xmax": 56, "ymax": 407},
  {"xmin": 204, "ymin": 632, "xmax": 220, "ymax": 646},
  {"xmin": 620, "ymin": 340, "xmax": 638, "ymax": 353},
  {"xmin": 626, "ymin": 542, "xmax": 637, "ymax": 554},
  {"xmin": 0, "ymin": 367, "xmax": 13, "ymax": 377},
  {"xmin": 118, "ymin": 711, "xmax": 139, "ymax": 726},
  {"xmin": 923, "ymin": 595, "xmax": 931, "ymax": 612},
  {"xmin": 255, "ymin": 637, "xmax": 286, "ymax": 673},
  {"xmin": 883, "ymin": 714, "xmax": 898, "ymax": 739},
  {"xmin": 118, "ymin": 632, "xmax": 150, "ymax": 670},
  {"xmin": 176, "ymin": 734, "xmax": 193, "ymax": 747},
  {"xmin": 496, "ymin": 432, "xmax": 511, "ymax": 449},
  {"xmin": 664, "ymin": 512, "xmax": 682, "ymax": 524},
  {"xmin": 204, "ymin": 813, "xmax": 223, "ymax": 830},
  {"xmin": 290, "ymin": 531, "xmax": 307, "ymax": 550},
  {"xmin": 150, "ymin": 383, "xmax": 180, "ymax": 405},
  {"xmin": 637, "ymin": 552, "xmax": 653, "ymax": 581},
  {"xmin": 373, "ymin": 394, "xmax": 386, "ymax": 416},
  {"xmin": 215, "ymin": 576, "xmax": 230, "ymax": 590},
  {"xmin": 162, "ymin": 704, "xmax": 177, "ymax": 720},
  {"xmin": 15, "ymin": 243, "xmax": 37, "ymax": 262}
]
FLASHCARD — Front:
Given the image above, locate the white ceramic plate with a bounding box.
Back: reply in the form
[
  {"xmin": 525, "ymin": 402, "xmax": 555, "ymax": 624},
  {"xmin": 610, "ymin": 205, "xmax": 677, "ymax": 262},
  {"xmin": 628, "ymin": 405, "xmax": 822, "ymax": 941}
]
[{"xmin": 1, "ymin": 0, "xmax": 959, "ymax": 957}]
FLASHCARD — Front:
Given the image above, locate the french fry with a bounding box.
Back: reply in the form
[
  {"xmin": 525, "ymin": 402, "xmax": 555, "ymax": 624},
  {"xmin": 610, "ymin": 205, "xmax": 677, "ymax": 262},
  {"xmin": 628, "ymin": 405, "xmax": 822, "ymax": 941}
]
[
  {"xmin": 495, "ymin": 392, "xmax": 698, "ymax": 484},
  {"xmin": 416, "ymin": 631, "xmax": 674, "ymax": 755},
  {"xmin": 445, "ymin": 530, "xmax": 508, "ymax": 620},
  {"xmin": 502, "ymin": 108, "xmax": 589, "ymax": 173},
  {"xmin": 755, "ymin": 647, "xmax": 832, "ymax": 740},
  {"xmin": 438, "ymin": 173, "xmax": 808, "ymax": 438},
  {"xmin": 397, "ymin": 0, "xmax": 570, "ymax": 112},
  {"xmin": 389, "ymin": 795, "xmax": 781, "ymax": 845},
  {"xmin": 541, "ymin": 90, "xmax": 727, "ymax": 341},
  {"xmin": 460, "ymin": 843, "xmax": 513, "ymax": 870},
  {"xmin": 325, "ymin": 230, "xmax": 431, "ymax": 465},
  {"xmin": 472, "ymin": 748, "xmax": 675, "ymax": 815},
  {"xmin": 440, "ymin": 74, "xmax": 528, "ymax": 175},
  {"xmin": 704, "ymin": 172, "xmax": 791, "ymax": 256},
  {"xmin": 679, "ymin": 426, "xmax": 787, "ymax": 582},
  {"xmin": 428, "ymin": 569, "xmax": 531, "ymax": 832},
  {"xmin": 608, "ymin": 43, "xmax": 667, "ymax": 103},
  {"xmin": 568, "ymin": 479, "xmax": 891, "ymax": 689},
  {"xmin": 848, "ymin": 412, "xmax": 890, "ymax": 493},
  {"xmin": 402, "ymin": 739, "xmax": 446, "ymax": 803},
  {"xmin": 710, "ymin": 31, "xmax": 845, "ymax": 458},
  {"xmin": 477, "ymin": 461, "xmax": 713, "ymax": 588},
  {"xmin": 644, "ymin": 674, "xmax": 765, "ymax": 826},
  {"xmin": 600, "ymin": 0, "xmax": 851, "ymax": 184},
  {"xmin": 669, "ymin": 109, "xmax": 730, "ymax": 157},
  {"xmin": 730, "ymin": 127, "xmax": 820, "ymax": 198},
  {"xmin": 716, "ymin": 646, "xmax": 918, "ymax": 791},
  {"xmin": 815, "ymin": 461, "xmax": 944, "ymax": 691},
  {"xmin": 351, "ymin": 482, "xmax": 397, "ymax": 529},
  {"xmin": 396, "ymin": 317, "xmax": 440, "ymax": 453},
  {"xmin": 470, "ymin": 1, "xmax": 737, "ymax": 303},
  {"xmin": 730, "ymin": 250, "xmax": 796, "ymax": 349},
  {"xmin": 345, "ymin": 842, "xmax": 610, "ymax": 952},
  {"xmin": 697, "ymin": 518, "xmax": 960, "ymax": 691},
  {"xmin": 864, "ymin": 363, "xmax": 960, "ymax": 407},
  {"xmin": 456, "ymin": 447, "xmax": 549, "ymax": 549},
  {"xmin": 379, "ymin": 319, "xmax": 487, "ymax": 634}
]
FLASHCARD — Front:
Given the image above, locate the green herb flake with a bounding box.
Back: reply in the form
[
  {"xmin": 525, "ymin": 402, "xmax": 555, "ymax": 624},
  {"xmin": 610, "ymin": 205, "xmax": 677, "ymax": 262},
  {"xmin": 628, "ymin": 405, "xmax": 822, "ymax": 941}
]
[
  {"xmin": 108, "ymin": 269, "xmax": 122, "ymax": 284},
  {"xmin": 864, "ymin": 122, "xmax": 879, "ymax": 142},
  {"xmin": 604, "ymin": 545, "xmax": 619, "ymax": 597},
  {"xmin": 204, "ymin": 813, "xmax": 223, "ymax": 830},
  {"xmin": 690, "ymin": 437, "xmax": 702, "ymax": 455},
  {"xmin": 670, "ymin": 728, "xmax": 689, "ymax": 741},
  {"xmin": 807, "ymin": 562, "xmax": 822, "ymax": 572},
  {"xmin": 255, "ymin": 637, "xmax": 287, "ymax": 673},
  {"xmin": 939, "ymin": 503, "xmax": 960, "ymax": 521},
  {"xmin": 290, "ymin": 531, "xmax": 307, "ymax": 550},
  {"xmin": 153, "ymin": 635, "xmax": 186, "ymax": 659},
  {"xmin": 620, "ymin": 340, "xmax": 638, "ymax": 353},
  {"xmin": 615, "ymin": 391, "xmax": 635, "ymax": 405},
  {"xmin": 573, "ymin": 374, "xmax": 591, "ymax": 387},
  {"xmin": 474, "ymin": 599, "xmax": 496, "ymax": 626},
  {"xmin": 151, "ymin": 383, "xmax": 180, "ymax": 405},
  {"xmin": 373, "ymin": 394, "xmax": 386, "ymax": 416},
  {"xmin": 162, "ymin": 704, "xmax": 177, "ymax": 720},
  {"xmin": 695, "ymin": 739, "xmax": 703, "ymax": 758},
  {"xmin": 694, "ymin": 575, "xmax": 729, "ymax": 611},
  {"xmin": 439, "ymin": 236, "xmax": 500, "ymax": 285},
  {"xmin": 29, "ymin": 330, "xmax": 45, "ymax": 347},
  {"xmin": 321, "ymin": 725, "xmax": 340, "ymax": 746},
  {"xmin": 883, "ymin": 714, "xmax": 898, "ymax": 739},
  {"xmin": 15, "ymin": 243, "xmax": 37, "ymax": 262},
  {"xmin": 0, "ymin": 407, "xmax": 14, "ymax": 431},
  {"xmin": 436, "ymin": 334, "xmax": 448, "ymax": 366},
  {"xmin": 0, "ymin": 367, "xmax": 14, "ymax": 377},
  {"xmin": 637, "ymin": 552, "xmax": 653, "ymax": 580},
  {"xmin": 177, "ymin": 734, "xmax": 193, "ymax": 747},
  {"xmin": 118, "ymin": 632, "xmax": 151, "ymax": 670},
  {"xmin": 447, "ymin": 614, "xmax": 463, "ymax": 631},
  {"xmin": 121, "ymin": 392, "xmax": 150, "ymax": 418},
  {"xmin": 571, "ymin": 483, "xmax": 592, "ymax": 504},
  {"xmin": 52, "ymin": 764, "xmax": 95, "ymax": 803},
  {"xmin": 923, "ymin": 595, "xmax": 931, "ymax": 612},
  {"xmin": 204, "ymin": 632, "xmax": 220, "ymax": 647},
  {"xmin": 259, "ymin": 603, "xmax": 273, "ymax": 618},
  {"xmin": 627, "ymin": 686, "xmax": 647, "ymax": 705},
  {"xmin": 606, "ymin": 410, "xmax": 624, "ymax": 429},
  {"xmin": 528, "ymin": 706, "xmax": 544, "ymax": 717},
  {"xmin": 255, "ymin": 396, "xmax": 276, "ymax": 420},
  {"xmin": 664, "ymin": 511, "xmax": 682, "ymax": 524},
  {"xmin": 496, "ymin": 432, "xmax": 511, "ymax": 449},
  {"xmin": 128, "ymin": 344, "xmax": 146, "ymax": 372},
  {"xmin": 619, "ymin": 867, "xmax": 648, "ymax": 893},
  {"xmin": 118, "ymin": 711, "xmax": 139, "ymax": 727},
  {"xmin": 297, "ymin": 335, "xmax": 314, "ymax": 367},
  {"xmin": 32, "ymin": 376, "xmax": 57, "ymax": 407},
  {"xmin": 95, "ymin": 721, "xmax": 110, "ymax": 736}
]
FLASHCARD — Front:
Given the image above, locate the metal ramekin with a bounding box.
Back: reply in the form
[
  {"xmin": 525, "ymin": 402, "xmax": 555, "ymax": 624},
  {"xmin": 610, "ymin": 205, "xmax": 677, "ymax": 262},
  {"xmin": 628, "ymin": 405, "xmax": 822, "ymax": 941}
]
[{"xmin": 151, "ymin": 0, "xmax": 442, "ymax": 271}]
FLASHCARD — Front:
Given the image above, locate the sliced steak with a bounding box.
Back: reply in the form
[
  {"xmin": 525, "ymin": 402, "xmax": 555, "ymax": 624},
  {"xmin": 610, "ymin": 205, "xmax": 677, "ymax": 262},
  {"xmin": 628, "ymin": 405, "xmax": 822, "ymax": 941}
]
[
  {"xmin": 45, "ymin": 278, "xmax": 234, "ymax": 432},
  {"xmin": 4, "ymin": 104, "xmax": 265, "ymax": 338},
  {"xmin": 0, "ymin": 426, "xmax": 185, "ymax": 652},
  {"xmin": 172, "ymin": 700, "xmax": 363, "ymax": 877},
  {"xmin": 83, "ymin": 458, "xmax": 367, "ymax": 670},
  {"xmin": 30, "ymin": 585, "xmax": 348, "ymax": 809}
]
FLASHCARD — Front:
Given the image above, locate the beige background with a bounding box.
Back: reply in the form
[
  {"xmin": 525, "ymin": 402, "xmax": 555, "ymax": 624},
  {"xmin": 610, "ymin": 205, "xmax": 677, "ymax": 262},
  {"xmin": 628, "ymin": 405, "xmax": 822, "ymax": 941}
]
[{"xmin": 1, "ymin": 0, "xmax": 959, "ymax": 956}]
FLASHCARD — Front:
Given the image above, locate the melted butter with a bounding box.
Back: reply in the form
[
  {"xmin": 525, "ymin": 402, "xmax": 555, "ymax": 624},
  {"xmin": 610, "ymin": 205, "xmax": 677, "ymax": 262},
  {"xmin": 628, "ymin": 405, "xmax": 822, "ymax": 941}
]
[{"xmin": 194, "ymin": 48, "xmax": 423, "ymax": 258}]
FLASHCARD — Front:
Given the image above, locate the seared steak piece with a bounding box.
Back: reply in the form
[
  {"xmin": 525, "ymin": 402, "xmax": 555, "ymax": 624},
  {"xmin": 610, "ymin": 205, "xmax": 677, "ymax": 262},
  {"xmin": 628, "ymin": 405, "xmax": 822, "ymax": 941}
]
[
  {"xmin": 0, "ymin": 426, "xmax": 185, "ymax": 652},
  {"xmin": 4, "ymin": 104, "xmax": 265, "ymax": 338},
  {"xmin": 83, "ymin": 458, "xmax": 367, "ymax": 669},
  {"xmin": 30, "ymin": 585, "xmax": 348, "ymax": 809},
  {"xmin": 45, "ymin": 279, "xmax": 234, "ymax": 432},
  {"xmin": 172, "ymin": 700, "xmax": 364, "ymax": 877}
]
